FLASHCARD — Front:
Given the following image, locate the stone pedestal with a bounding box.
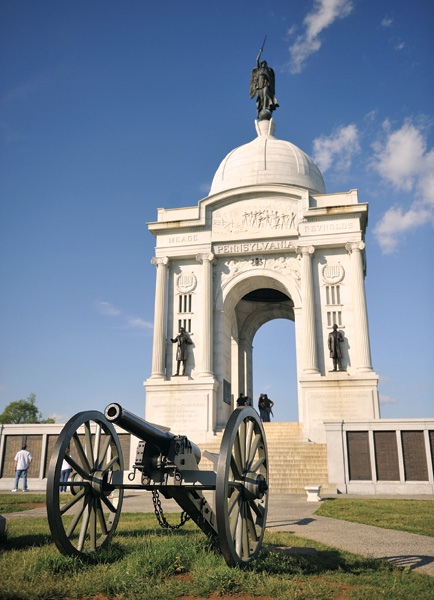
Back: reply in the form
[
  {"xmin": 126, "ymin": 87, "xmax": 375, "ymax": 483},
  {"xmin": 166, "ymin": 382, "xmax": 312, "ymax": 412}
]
[
  {"xmin": 144, "ymin": 377, "xmax": 219, "ymax": 444},
  {"xmin": 300, "ymin": 372, "xmax": 380, "ymax": 443}
]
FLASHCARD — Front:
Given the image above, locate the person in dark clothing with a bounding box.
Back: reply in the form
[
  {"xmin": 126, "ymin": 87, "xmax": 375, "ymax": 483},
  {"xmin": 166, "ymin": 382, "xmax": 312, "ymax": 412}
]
[
  {"xmin": 258, "ymin": 393, "xmax": 274, "ymax": 421},
  {"xmin": 236, "ymin": 393, "xmax": 247, "ymax": 408}
]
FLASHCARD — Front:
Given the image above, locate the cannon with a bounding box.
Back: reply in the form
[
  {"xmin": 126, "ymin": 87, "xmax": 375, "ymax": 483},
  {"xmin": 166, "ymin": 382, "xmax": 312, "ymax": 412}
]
[{"xmin": 46, "ymin": 404, "xmax": 269, "ymax": 566}]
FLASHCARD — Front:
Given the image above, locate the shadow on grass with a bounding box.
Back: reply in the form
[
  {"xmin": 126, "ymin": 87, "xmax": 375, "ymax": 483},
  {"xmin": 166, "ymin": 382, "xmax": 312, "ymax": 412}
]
[
  {"xmin": 1, "ymin": 532, "xmax": 53, "ymax": 550},
  {"xmin": 45, "ymin": 542, "xmax": 126, "ymax": 572},
  {"xmin": 257, "ymin": 546, "xmax": 391, "ymax": 576}
]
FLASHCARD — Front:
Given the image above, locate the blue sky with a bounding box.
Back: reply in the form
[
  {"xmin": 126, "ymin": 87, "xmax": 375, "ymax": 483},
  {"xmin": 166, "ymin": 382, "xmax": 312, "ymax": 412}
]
[{"xmin": 1, "ymin": 0, "xmax": 433, "ymax": 424}]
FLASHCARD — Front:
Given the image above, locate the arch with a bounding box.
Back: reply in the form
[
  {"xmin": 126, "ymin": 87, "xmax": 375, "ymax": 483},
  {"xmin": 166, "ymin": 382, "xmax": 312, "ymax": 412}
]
[
  {"xmin": 214, "ymin": 268, "xmax": 300, "ymax": 420},
  {"xmin": 217, "ymin": 267, "xmax": 301, "ymax": 314},
  {"xmin": 239, "ymin": 302, "xmax": 293, "ymax": 342}
]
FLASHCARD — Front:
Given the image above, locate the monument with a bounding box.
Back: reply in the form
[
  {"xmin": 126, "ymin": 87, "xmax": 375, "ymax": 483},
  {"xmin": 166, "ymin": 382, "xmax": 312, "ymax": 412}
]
[{"xmin": 144, "ymin": 49, "xmax": 380, "ymax": 444}]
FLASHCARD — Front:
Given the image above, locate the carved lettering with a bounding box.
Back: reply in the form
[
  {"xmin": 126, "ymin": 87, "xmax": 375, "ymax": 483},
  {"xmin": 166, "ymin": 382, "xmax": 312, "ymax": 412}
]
[
  {"xmin": 168, "ymin": 235, "xmax": 199, "ymax": 244},
  {"xmin": 214, "ymin": 239, "xmax": 294, "ymax": 255},
  {"xmin": 302, "ymin": 221, "xmax": 355, "ymax": 235}
]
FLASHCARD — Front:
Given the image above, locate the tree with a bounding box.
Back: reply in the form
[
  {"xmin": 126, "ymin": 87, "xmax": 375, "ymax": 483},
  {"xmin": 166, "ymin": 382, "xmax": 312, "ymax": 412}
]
[{"xmin": 0, "ymin": 393, "xmax": 55, "ymax": 424}]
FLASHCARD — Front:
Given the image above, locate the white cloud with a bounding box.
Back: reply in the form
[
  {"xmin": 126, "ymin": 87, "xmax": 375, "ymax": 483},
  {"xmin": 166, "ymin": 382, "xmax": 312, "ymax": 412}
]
[
  {"xmin": 379, "ymin": 394, "xmax": 398, "ymax": 404},
  {"xmin": 312, "ymin": 124, "xmax": 360, "ymax": 173},
  {"xmin": 95, "ymin": 301, "xmax": 121, "ymax": 316},
  {"xmin": 96, "ymin": 300, "xmax": 153, "ymax": 332},
  {"xmin": 198, "ymin": 182, "xmax": 212, "ymax": 195},
  {"xmin": 372, "ymin": 120, "xmax": 434, "ymax": 253},
  {"xmin": 381, "ymin": 16, "xmax": 393, "ymax": 28},
  {"xmin": 288, "ymin": 0, "xmax": 354, "ymax": 73},
  {"xmin": 48, "ymin": 412, "xmax": 70, "ymax": 424},
  {"xmin": 127, "ymin": 317, "xmax": 153, "ymax": 330},
  {"xmin": 395, "ymin": 42, "xmax": 405, "ymax": 51}
]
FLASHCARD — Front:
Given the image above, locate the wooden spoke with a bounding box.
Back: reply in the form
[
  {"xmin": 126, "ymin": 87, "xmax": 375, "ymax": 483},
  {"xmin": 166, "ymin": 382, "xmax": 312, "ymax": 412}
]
[
  {"xmin": 246, "ymin": 433, "xmax": 262, "ymax": 471},
  {"xmin": 63, "ymin": 454, "xmax": 91, "ymax": 481},
  {"xmin": 244, "ymin": 419, "xmax": 255, "ymax": 464},
  {"xmin": 100, "ymin": 493, "xmax": 117, "ymax": 514},
  {"xmin": 97, "ymin": 434, "xmax": 111, "ymax": 469},
  {"xmin": 95, "ymin": 498, "xmax": 108, "ymax": 536},
  {"xmin": 72, "ymin": 433, "xmax": 92, "ymax": 473},
  {"xmin": 84, "ymin": 421, "xmax": 95, "ymax": 469},
  {"xmin": 93, "ymin": 424, "xmax": 102, "ymax": 467},
  {"xmin": 60, "ymin": 489, "xmax": 85, "ymax": 515}
]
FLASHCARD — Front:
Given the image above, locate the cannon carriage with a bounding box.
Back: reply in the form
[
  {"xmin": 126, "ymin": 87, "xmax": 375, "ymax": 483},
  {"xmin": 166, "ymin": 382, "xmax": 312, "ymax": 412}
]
[{"xmin": 46, "ymin": 404, "xmax": 269, "ymax": 566}]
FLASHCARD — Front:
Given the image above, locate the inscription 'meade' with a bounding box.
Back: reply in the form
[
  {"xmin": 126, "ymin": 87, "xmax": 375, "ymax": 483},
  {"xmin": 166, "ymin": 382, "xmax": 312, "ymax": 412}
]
[
  {"xmin": 302, "ymin": 221, "xmax": 355, "ymax": 234},
  {"xmin": 168, "ymin": 234, "xmax": 199, "ymax": 244}
]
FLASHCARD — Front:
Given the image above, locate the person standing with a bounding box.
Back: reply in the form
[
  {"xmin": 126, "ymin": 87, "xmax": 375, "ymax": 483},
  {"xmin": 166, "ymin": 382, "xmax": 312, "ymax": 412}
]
[
  {"xmin": 258, "ymin": 394, "xmax": 267, "ymax": 421},
  {"xmin": 12, "ymin": 444, "xmax": 32, "ymax": 492},
  {"xmin": 236, "ymin": 393, "xmax": 247, "ymax": 408},
  {"xmin": 60, "ymin": 448, "xmax": 72, "ymax": 492},
  {"xmin": 263, "ymin": 394, "xmax": 274, "ymax": 421}
]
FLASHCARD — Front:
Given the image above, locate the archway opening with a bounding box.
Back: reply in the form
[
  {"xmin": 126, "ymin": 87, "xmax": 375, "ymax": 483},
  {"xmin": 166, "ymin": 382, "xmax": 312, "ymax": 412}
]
[{"xmin": 252, "ymin": 318, "xmax": 298, "ymax": 422}]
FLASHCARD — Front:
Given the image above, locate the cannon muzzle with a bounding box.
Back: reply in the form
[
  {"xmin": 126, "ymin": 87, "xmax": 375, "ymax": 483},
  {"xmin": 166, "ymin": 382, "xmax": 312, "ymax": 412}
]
[{"xmin": 104, "ymin": 403, "xmax": 201, "ymax": 464}]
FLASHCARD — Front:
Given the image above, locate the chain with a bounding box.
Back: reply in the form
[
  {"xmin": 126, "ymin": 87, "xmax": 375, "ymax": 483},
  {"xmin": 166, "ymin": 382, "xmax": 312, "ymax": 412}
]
[{"xmin": 152, "ymin": 490, "xmax": 191, "ymax": 530}]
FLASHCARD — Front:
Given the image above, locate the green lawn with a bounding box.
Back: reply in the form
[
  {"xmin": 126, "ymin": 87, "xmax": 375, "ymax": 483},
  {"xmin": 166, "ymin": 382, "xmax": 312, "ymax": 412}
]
[
  {"xmin": 0, "ymin": 493, "xmax": 48, "ymax": 514},
  {"xmin": 0, "ymin": 512, "xmax": 433, "ymax": 600},
  {"xmin": 315, "ymin": 499, "xmax": 434, "ymax": 537}
]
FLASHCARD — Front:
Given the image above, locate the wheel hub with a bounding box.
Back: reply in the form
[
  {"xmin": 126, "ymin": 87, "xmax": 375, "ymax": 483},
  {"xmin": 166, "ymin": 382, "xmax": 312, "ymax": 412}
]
[{"xmin": 242, "ymin": 472, "xmax": 268, "ymax": 501}]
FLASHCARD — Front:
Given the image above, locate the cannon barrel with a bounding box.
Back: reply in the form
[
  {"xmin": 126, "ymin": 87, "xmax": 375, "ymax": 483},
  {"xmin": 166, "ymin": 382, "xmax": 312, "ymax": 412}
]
[{"xmin": 104, "ymin": 403, "xmax": 201, "ymax": 464}]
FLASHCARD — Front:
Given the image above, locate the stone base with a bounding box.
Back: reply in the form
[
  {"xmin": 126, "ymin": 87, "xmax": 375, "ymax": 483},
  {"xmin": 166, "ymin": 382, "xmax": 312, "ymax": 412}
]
[
  {"xmin": 305, "ymin": 485, "xmax": 322, "ymax": 502},
  {"xmin": 144, "ymin": 376, "xmax": 220, "ymax": 444},
  {"xmin": 299, "ymin": 372, "xmax": 380, "ymax": 443}
]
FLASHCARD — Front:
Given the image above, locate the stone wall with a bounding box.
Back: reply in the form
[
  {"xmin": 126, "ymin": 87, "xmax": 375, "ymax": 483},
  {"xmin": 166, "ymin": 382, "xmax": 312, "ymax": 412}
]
[
  {"xmin": 325, "ymin": 419, "xmax": 434, "ymax": 494},
  {"xmin": 0, "ymin": 423, "xmax": 132, "ymax": 491}
]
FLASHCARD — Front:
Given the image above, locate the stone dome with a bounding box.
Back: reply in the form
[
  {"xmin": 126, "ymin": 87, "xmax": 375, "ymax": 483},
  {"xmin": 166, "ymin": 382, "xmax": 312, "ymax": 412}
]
[{"xmin": 210, "ymin": 119, "xmax": 325, "ymax": 195}]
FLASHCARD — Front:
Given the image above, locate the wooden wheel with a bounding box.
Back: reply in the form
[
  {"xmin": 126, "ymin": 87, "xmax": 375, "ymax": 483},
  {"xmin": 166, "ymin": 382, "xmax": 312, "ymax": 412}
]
[
  {"xmin": 215, "ymin": 407, "xmax": 269, "ymax": 566},
  {"xmin": 46, "ymin": 411, "xmax": 124, "ymax": 556}
]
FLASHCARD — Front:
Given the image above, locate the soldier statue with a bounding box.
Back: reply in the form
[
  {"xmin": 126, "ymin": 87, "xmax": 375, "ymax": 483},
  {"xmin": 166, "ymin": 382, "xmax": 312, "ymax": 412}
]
[
  {"xmin": 328, "ymin": 324, "xmax": 345, "ymax": 371},
  {"xmin": 250, "ymin": 37, "xmax": 279, "ymax": 120},
  {"xmin": 171, "ymin": 327, "xmax": 193, "ymax": 376}
]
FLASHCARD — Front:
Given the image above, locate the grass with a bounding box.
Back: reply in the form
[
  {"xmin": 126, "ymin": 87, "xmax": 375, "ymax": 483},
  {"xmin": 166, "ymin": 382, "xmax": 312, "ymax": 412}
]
[
  {"xmin": 316, "ymin": 499, "xmax": 434, "ymax": 537},
  {"xmin": 0, "ymin": 512, "xmax": 433, "ymax": 600},
  {"xmin": 0, "ymin": 493, "xmax": 49, "ymax": 514}
]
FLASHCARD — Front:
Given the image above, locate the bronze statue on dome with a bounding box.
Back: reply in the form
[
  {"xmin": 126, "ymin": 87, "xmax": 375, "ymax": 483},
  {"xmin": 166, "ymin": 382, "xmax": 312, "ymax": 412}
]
[{"xmin": 250, "ymin": 36, "xmax": 279, "ymax": 120}]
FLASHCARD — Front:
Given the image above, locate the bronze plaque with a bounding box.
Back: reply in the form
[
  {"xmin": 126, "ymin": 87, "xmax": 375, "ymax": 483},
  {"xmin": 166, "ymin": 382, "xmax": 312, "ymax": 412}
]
[
  {"xmin": 374, "ymin": 431, "xmax": 400, "ymax": 481},
  {"xmin": 347, "ymin": 431, "xmax": 371, "ymax": 480}
]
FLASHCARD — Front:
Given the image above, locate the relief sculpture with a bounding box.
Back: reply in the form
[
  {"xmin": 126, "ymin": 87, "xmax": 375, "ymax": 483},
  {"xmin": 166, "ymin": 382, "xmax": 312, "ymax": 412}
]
[{"xmin": 213, "ymin": 200, "xmax": 298, "ymax": 239}]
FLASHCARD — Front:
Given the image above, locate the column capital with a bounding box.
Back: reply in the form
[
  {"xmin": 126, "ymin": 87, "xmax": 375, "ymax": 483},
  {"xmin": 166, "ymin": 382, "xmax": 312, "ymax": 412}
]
[
  {"xmin": 196, "ymin": 252, "xmax": 214, "ymax": 264},
  {"xmin": 151, "ymin": 256, "xmax": 169, "ymax": 267},
  {"xmin": 296, "ymin": 245, "xmax": 315, "ymax": 257},
  {"xmin": 345, "ymin": 241, "xmax": 365, "ymax": 254}
]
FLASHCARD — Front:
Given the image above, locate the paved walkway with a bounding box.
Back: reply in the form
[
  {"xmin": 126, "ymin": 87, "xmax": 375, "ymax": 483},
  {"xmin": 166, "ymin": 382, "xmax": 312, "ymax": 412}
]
[{"xmin": 4, "ymin": 492, "xmax": 434, "ymax": 576}]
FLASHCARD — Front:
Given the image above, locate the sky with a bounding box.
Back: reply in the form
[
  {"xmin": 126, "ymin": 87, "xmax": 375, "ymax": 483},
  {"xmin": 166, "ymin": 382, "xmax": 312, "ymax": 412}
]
[{"xmin": 1, "ymin": 0, "xmax": 433, "ymax": 425}]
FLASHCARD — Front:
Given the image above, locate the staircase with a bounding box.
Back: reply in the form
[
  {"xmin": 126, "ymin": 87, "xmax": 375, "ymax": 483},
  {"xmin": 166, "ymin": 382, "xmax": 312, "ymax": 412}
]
[{"xmin": 199, "ymin": 421, "xmax": 336, "ymax": 494}]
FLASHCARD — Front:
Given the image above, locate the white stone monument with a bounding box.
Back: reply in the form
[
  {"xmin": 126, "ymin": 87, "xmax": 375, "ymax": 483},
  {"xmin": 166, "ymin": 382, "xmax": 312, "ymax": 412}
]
[{"xmin": 144, "ymin": 118, "xmax": 379, "ymax": 443}]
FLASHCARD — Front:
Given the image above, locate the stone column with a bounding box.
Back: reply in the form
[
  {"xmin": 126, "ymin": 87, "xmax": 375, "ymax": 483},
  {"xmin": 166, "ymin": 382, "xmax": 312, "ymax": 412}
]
[
  {"xmin": 297, "ymin": 246, "xmax": 320, "ymax": 374},
  {"xmin": 346, "ymin": 242, "xmax": 373, "ymax": 372},
  {"xmin": 196, "ymin": 253, "xmax": 214, "ymax": 376},
  {"xmin": 150, "ymin": 256, "xmax": 169, "ymax": 378}
]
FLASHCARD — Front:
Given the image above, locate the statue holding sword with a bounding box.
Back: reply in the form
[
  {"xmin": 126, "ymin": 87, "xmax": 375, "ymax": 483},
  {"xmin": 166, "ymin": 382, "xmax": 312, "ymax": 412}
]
[{"xmin": 249, "ymin": 36, "xmax": 279, "ymax": 120}]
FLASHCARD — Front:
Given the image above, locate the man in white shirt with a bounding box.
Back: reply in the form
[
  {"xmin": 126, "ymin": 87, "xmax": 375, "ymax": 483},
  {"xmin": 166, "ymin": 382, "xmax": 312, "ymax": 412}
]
[{"xmin": 12, "ymin": 444, "xmax": 32, "ymax": 492}]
